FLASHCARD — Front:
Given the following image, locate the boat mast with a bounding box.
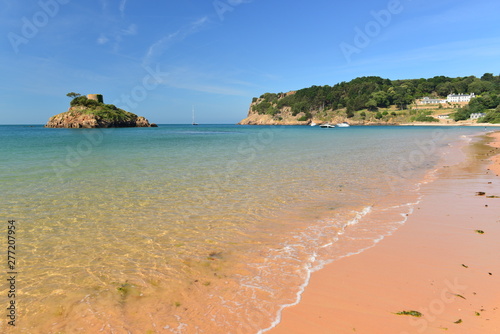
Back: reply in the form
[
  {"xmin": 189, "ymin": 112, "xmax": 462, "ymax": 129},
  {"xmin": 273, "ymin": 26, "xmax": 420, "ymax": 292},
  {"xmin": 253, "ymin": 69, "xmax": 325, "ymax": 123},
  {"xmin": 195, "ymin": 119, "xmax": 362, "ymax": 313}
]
[{"xmin": 192, "ymin": 106, "xmax": 198, "ymax": 125}]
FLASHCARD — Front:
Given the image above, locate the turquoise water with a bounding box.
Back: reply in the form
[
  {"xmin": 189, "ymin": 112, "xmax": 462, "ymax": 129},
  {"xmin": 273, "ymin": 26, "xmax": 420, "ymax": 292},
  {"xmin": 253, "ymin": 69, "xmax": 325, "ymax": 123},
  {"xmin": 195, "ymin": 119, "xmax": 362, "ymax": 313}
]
[{"xmin": 0, "ymin": 124, "xmax": 496, "ymax": 333}]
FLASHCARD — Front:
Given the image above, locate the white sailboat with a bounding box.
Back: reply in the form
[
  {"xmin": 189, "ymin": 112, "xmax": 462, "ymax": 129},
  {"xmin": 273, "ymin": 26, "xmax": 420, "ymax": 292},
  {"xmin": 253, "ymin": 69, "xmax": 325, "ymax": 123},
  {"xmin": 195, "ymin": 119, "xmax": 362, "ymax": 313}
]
[{"xmin": 192, "ymin": 106, "xmax": 198, "ymax": 125}]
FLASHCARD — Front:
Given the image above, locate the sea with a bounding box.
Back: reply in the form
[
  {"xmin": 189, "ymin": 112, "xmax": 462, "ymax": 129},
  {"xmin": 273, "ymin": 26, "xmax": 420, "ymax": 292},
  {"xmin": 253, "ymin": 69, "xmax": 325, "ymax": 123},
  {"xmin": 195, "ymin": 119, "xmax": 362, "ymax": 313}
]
[{"xmin": 0, "ymin": 124, "xmax": 496, "ymax": 333}]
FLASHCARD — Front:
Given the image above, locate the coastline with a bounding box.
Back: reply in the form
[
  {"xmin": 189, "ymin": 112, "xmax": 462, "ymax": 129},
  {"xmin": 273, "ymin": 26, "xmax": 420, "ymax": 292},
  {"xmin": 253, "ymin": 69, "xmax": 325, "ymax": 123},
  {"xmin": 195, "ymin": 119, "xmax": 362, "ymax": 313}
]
[
  {"xmin": 237, "ymin": 119, "xmax": 500, "ymax": 127},
  {"xmin": 265, "ymin": 132, "xmax": 500, "ymax": 333},
  {"xmin": 399, "ymin": 122, "xmax": 500, "ymax": 127}
]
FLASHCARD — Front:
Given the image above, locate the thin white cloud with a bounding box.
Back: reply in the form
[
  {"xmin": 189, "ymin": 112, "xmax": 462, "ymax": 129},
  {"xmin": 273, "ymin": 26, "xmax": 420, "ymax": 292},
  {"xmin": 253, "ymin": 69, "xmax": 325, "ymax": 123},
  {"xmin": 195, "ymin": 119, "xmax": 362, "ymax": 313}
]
[
  {"xmin": 340, "ymin": 37, "xmax": 500, "ymax": 75},
  {"xmin": 155, "ymin": 65, "xmax": 250, "ymax": 96},
  {"xmin": 119, "ymin": 0, "xmax": 127, "ymax": 18},
  {"xmin": 122, "ymin": 23, "xmax": 137, "ymax": 36},
  {"xmin": 376, "ymin": 1, "xmax": 500, "ymax": 45},
  {"xmin": 143, "ymin": 32, "xmax": 179, "ymax": 64},
  {"xmin": 97, "ymin": 34, "xmax": 109, "ymax": 45},
  {"xmin": 226, "ymin": 0, "xmax": 253, "ymax": 5},
  {"xmin": 97, "ymin": 23, "xmax": 137, "ymax": 48},
  {"xmin": 422, "ymin": 1, "xmax": 499, "ymax": 25},
  {"xmin": 171, "ymin": 82, "xmax": 249, "ymax": 96},
  {"xmin": 391, "ymin": 37, "xmax": 500, "ymax": 63},
  {"xmin": 143, "ymin": 16, "xmax": 210, "ymax": 65},
  {"xmin": 100, "ymin": 0, "xmax": 108, "ymax": 11},
  {"xmin": 96, "ymin": 0, "xmax": 136, "ymax": 49}
]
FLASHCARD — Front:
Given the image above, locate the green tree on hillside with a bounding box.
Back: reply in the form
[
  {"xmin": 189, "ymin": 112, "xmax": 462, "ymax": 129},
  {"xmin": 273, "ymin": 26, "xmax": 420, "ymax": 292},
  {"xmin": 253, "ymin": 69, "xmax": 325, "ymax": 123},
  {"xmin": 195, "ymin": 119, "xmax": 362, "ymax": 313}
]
[
  {"xmin": 468, "ymin": 80, "xmax": 494, "ymax": 94},
  {"xmin": 366, "ymin": 99, "xmax": 378, "ymax": 111},
  {"xmin": 481, "ymin": 73, "xmax": 494, "ymax": 81},
  {"xmin": 66, "ymin": 92, "xmax": 81, "ymax": 99},
  {"xmin": 436, "ymin": 82, "xmax": 453, "ymax": 96},
  {"xmin": 370, "ymin": 91, "xmax": 391, "ymax": 108},
  {"xmin": 391, "ymin": 85, "xmax": 413, "ymax": 110}
]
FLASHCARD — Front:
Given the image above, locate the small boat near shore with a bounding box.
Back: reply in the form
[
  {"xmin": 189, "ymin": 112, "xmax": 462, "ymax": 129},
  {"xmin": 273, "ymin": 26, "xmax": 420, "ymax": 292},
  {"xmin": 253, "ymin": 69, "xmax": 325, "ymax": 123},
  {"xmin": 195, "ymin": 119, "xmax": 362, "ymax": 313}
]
[
  {"xmin": 336, "ymin": 122, "xmax": 350, "ymax": 127},
  {"xmin": 310, "ymin": 122, "xmax": 317, "ymax": 126},
  {"xmin": 320, "ymin": 123, "xmax": 335, "ymax": 128}
]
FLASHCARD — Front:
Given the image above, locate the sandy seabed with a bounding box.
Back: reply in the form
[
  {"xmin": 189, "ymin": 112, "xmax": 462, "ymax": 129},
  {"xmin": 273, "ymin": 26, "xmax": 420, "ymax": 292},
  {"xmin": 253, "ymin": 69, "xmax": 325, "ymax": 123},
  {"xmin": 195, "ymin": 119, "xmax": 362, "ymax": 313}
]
[{"xmin": 267, "ymin": 132, "xmax": 500, "ymax": 334}]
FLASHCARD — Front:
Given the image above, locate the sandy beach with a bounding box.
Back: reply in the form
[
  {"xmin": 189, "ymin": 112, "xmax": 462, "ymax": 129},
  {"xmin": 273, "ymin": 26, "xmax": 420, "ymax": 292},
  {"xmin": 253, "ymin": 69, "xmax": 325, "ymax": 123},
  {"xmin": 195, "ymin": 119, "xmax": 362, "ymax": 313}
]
[
  {"xmin": 489, "ymin": 132, "xmax": 500, "ymax": 177},
  {"xmin": 267, "ymin": 132, "xmax": 500, "ymax": 334}
]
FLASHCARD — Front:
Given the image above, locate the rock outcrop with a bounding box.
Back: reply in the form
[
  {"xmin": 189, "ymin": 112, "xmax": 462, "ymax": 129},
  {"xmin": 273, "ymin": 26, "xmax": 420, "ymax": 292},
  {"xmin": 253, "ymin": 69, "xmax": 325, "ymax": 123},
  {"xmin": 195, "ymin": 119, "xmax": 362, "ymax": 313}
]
[
  {"xmin": 45, "ymin": 95, "xmax": 157, "ymax": 128},
  {"xmin": 238, "ymin": 113, "xmax": 310, "ymax": 125},
  {"xmin": 46, "ymin": 108, "xmax": 156, "ymax": 128},
  {"xmin": 238, "ymin": 98, "xmax": 310, "ymax": 125}
]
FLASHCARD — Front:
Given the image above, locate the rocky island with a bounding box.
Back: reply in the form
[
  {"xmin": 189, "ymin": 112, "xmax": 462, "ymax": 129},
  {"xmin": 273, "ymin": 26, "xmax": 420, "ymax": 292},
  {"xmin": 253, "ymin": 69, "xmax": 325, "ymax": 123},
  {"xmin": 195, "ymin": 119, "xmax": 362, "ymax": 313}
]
[{"xmin": 45, "ymin": 93, "xmax": 157, "ymax": 128}]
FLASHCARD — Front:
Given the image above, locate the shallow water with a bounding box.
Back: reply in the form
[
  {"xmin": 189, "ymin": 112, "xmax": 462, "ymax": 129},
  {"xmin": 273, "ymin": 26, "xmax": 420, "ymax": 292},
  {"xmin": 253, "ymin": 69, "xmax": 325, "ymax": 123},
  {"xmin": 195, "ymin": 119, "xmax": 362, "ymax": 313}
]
[{"xmin": 0, "ymin": 124, "xmax": 495, "ymax": 333}]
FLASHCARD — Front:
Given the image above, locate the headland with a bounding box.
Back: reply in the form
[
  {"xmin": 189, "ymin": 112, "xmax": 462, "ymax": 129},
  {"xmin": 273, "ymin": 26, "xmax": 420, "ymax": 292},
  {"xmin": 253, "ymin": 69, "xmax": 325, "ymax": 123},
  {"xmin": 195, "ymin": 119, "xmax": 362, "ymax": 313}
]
[{"xmin": 239, "ymin": 74, "xmax": 500, "ymax": 127}]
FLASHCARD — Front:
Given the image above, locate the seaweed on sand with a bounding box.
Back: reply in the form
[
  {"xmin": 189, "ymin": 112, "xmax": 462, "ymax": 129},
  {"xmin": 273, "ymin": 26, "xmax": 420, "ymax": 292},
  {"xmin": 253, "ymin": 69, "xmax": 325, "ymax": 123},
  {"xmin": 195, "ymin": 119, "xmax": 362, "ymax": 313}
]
[{"xmin": 395, "ymin": 310, "xmax": 423, "ymax": 317}]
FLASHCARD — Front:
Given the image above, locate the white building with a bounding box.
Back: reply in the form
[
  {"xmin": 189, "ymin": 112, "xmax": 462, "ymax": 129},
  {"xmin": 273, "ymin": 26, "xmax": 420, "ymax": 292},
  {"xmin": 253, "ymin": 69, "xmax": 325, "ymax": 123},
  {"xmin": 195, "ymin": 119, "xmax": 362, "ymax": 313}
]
[
  {"xmin": 470, "ymin": 112, "xmax": 486, "ymax": 120},
  {"xmin": 420, "ymin": 97, "xmax": 447, "ymax": 104},
  {"xmin": 447, "ymin": 93, "xmax": 475, "ymax": 103}
]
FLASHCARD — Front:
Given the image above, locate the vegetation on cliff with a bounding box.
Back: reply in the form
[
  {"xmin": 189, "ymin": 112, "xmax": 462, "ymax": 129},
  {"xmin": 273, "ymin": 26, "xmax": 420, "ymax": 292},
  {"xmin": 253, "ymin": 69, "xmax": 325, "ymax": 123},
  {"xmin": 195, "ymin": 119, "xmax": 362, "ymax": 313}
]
[{"xmin": 244, "ymin": 73, "xmax": 500, "ymax": 124}]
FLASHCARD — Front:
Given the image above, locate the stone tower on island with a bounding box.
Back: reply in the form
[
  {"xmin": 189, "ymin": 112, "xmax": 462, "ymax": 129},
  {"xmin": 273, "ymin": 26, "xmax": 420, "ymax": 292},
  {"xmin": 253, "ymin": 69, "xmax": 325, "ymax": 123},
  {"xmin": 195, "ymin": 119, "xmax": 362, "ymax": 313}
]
[{"xmin": 87, "ymin": 94, "xmax": 104, "ymax": 103}]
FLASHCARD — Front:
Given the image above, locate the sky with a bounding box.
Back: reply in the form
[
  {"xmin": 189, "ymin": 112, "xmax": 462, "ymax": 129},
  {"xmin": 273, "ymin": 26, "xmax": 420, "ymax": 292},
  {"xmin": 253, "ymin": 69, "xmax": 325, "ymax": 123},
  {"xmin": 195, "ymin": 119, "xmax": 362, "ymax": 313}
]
[{"xmin": 1, "ymin": 0, "xmax": 499, "ymax": 124}]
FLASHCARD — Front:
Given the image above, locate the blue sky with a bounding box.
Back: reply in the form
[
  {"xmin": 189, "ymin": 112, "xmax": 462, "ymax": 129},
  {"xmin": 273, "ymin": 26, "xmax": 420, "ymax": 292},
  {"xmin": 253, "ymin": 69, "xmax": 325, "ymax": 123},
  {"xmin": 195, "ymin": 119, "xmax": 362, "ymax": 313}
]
[{"xmin": 1, "ymin": 0, "xmax": 499, "ymax": 124}]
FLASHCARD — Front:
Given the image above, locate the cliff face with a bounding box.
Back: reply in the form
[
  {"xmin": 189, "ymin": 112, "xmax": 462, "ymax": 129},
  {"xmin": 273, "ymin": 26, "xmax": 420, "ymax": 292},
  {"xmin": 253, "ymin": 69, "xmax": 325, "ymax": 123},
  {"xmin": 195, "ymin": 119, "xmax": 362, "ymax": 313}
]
[
  {"xmin": 238, "ymin": 111, "xmax": 310, "ymax": 126},
  {"xmin": 45, "ymin": 106, "xmax": 157, "ymax": 128},
  {"xmin": 238, "ymin": 97, "xmax": 308, "ymax": 125},
  {"xmin": 238, "ymin": 91, "xmax": 414, "ymax": 126},
  {"xmin": 238, "ymin": 94, "xmax": 358, "ymax": 125},
  {"xmin": 238, "ymin": 110, "xmax": 392, "ymax": 126}
]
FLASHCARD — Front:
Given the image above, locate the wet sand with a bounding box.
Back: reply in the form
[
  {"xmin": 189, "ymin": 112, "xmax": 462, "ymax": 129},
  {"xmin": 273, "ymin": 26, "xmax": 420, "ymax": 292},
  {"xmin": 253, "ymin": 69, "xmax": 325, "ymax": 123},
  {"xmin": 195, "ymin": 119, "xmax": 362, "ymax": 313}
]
[
  {"xmin": 266, "ymin": 132, "xmax": 500, "ymax": 334},
  {"xmin": 489, "ymin": 132, "xmax": 500, "ymax": 177}
]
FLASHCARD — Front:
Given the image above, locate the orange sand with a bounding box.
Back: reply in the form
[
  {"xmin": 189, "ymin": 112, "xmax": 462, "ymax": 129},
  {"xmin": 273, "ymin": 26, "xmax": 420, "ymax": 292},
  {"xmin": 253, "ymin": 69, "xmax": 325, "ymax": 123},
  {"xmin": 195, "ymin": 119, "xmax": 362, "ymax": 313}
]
[{"xmin": 266, "ymin": 133, "xmax": 500, "ymax": 334}]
